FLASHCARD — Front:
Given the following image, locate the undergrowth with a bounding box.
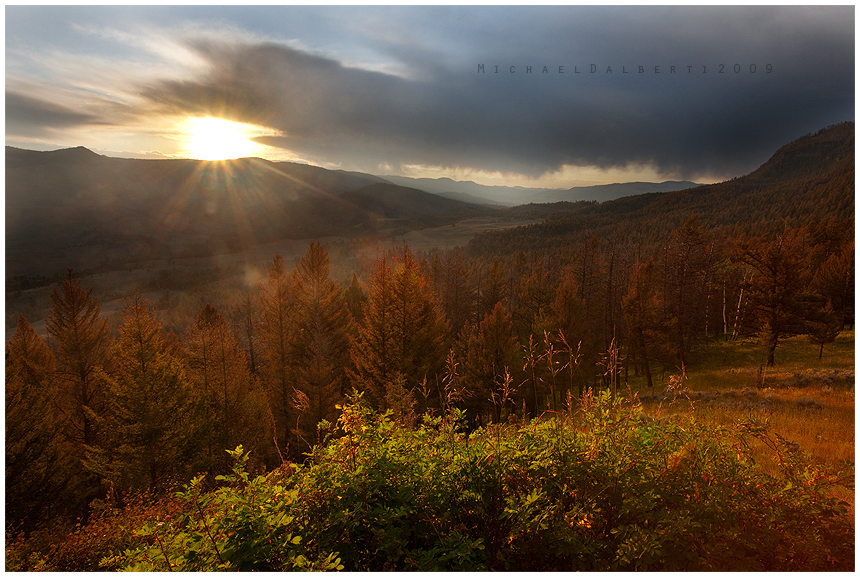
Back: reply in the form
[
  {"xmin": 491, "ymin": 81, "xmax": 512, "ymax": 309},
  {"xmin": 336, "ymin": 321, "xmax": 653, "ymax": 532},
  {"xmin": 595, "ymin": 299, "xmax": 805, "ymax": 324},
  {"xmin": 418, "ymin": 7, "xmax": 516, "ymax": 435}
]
[{"xmin": 7, "ymin": 390, "xmax": 854, "ymax": 571}]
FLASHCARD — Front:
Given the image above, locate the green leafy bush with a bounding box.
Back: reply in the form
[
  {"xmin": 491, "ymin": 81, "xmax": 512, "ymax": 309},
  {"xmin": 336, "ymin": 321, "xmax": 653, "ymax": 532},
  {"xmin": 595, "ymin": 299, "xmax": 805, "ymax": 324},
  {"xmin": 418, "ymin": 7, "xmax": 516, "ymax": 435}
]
[{"xmin": 13, "ymin": 389, "xmax": 851, "ymax": 571}]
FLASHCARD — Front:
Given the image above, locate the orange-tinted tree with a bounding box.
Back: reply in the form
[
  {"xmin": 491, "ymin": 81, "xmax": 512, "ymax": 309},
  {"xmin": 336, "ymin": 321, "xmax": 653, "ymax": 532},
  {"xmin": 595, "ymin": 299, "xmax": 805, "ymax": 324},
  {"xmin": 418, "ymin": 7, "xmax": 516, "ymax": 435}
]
[
  {"xmin": 622, "ymin": 260, "xmax": 669, "ymax": 388},
  {"xmin": 810, "ymin": 240, "xmax": 854, "ymax": 330},
  {"xmin": 187, "ymin": 303, "xmax": 268, "ymax": 473},
  {"xmin": 46, "ymin": 270, "xmax": 111, "ymax": 450},
  {"xmin": 291, "ymin": 242, "xmax": 352, "ymax": 450},
  {"xmin": 429, "ymin": 250, "xmax": 476, "ymax": 339},
  {"xmin": 258, "ymin": 255, "xmax": 299, "ymax": 462},
  {"xmin": 541, "ymin": 265, "xmax": 602, "ymax": 395},
  {"xmin": 344, "ymin": 272, "xmax": 368, "ymax": 325},
  {"xmin": 735, "ymin": 228, "xmax": 815, "ymax": 366},
  {"xmin": 659, "ymin": 217, "xmax": 715, "ymax": 365},
  {"xmin": 350, "ymin": 245, "xmax": 449, "ymax": 412},
  {"xmin": 477, "ymin": 258, "xmax": 508, "ymax": 320},
  {"xmin": 6, "ymin": 316, "xmax": 68, "ymax": 532},
  {"xmin": 93, "ymin": 295, "xmax": 202, "ymax": 492},
  {"xmin": 457, "ymin": 302, "xmax": 520, "ymax": 423}
]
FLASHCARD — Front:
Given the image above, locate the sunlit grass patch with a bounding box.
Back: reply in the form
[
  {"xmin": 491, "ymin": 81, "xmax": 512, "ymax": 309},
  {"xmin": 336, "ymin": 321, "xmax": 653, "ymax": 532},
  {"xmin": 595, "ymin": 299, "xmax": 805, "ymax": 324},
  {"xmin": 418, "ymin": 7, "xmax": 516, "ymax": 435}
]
[
  {"xmin": 687, "ymin": 330, "xmax": 855, "ymax": 392},
  {"xmin": 632, "ymin": 330, "xmax": 854, "ymax": 514}
]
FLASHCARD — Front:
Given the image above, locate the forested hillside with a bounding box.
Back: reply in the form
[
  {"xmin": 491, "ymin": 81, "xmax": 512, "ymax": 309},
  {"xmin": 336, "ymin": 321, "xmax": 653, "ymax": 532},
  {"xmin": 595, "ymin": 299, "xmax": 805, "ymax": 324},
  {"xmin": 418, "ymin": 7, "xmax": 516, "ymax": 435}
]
[
  {"xmin": 469, "ymin": 122, "xmax": 854, "ymax": 257},
  {"xmin": 6, "ymin": 122, "xmax": 854, "ymax": 570}
]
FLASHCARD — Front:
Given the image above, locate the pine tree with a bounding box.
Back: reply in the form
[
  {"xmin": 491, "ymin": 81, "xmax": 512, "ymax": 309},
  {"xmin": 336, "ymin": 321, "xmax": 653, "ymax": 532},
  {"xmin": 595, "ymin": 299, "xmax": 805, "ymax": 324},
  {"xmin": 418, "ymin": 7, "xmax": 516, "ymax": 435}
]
[
  {"xmin": 735, "ymin": 228, "xmax": 814, "ymax": 367},
  {"xmin": 541, "ymin": 266, "xmax": 602, "ymax": 395},
  {"xmin": 429, "ymin": 250, "xmax": 476, "ymax": 339},
  {"xmin": 810, "ymin": 240, "xmax": 854, "ymax": 330},
  {"xmin": 344, "ymin": 272, "xmax": 368, "ymax": 324},
  {"xmin": 46, "ymin": 270, "xmax": 111, "ymax": 450},
  {"xmin": 350, "ymin": 245, "xmax": 449, "ymax": 411},
  {"xmin": 517, "ymin": 257, "xmax": 556, "ymax": 335},
  {"xmin": 660, "ymin": 216, "xmax": 714, "ymax": 365},
  {"xmin": 187, "ymin": 303, "xmax": 268, "ymax": 473},
  {"xmin": 94, "ymin": 295, "xmax": 202, "ymax": 492},
  {"xmin": 458, "ymin": 302, "xmax": 520, "ymax": 423},
  {"xmin": 229, "ymin": 291, "xmax": 261, "ymax": 376},
  {"xmin": 5, "ymin": 316, "xmax": 68, "ymax": 532},
  {"xmin": 622, "ymin": 260, "xmax": 668, "ymax": 388},
  {"xmin": 292, "ymin": 242, "xmax": 352, "ymax": 450},
  {"xmin": 258, "ymin": 255, "xmax": 299, "ymax": 461},
  {"xmin": 478, "ymin": 258, "xmax": 508, "ymax": 319},
  {"xmin": 807, "ymin": 301, "xmax": 842, "ymax": 360}
]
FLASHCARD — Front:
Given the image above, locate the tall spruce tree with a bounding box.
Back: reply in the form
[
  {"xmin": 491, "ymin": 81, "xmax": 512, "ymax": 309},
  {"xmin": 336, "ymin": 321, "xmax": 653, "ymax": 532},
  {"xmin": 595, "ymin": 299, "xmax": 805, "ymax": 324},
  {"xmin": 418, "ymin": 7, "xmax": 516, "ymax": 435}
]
[
  {"xmin": 735, "ymin": 228, "xmax": 815, "ymax": 367},
  {"xmin": 344, "ymin": 273, "xmax": 368, "ymax": 324},
  {"xmin": 350, "ymin": 245, "xmax": 449, "ymax": 412},
  {"xmin": 429, "ymin": 250, "xmax": 476, "ymax": 339},
  {"xmin": 258, "ymin": 254, "xmax": 299, "ymax": 461},
  {"xmin": 292, "ymin": 242, "xmax": 352, "ymax": 450},
  {"xmin": 457, "ymin": 302, "xmax": 520, "ymax": 423},
  {"xmin": 46, "ymin": 270, "xmax": 111, "ymax": 450},
  {"xmin": 93, "ymin": 295, "xmax": 202, "ymax": 492},
  {"xmin": 542, "ymin": 266, "xmax": 602, "ymax": 395},
  {"xmin": 622, "ymin": 260, "xmax": 669, "ymax": 389},
  {"xmin": 478, "ymin": 258, "xmax": 508, "ymax": 319},
  {"xmin": 6, "ymin": 316, "xmax": 69, "ymax": 532},
  {"xmin": 186, "ymin": 304, "xmax": 268, "ymax": 473},
  {"xmin": 660, "ymin": 216, "xmax": 714, "ymax": 365}
]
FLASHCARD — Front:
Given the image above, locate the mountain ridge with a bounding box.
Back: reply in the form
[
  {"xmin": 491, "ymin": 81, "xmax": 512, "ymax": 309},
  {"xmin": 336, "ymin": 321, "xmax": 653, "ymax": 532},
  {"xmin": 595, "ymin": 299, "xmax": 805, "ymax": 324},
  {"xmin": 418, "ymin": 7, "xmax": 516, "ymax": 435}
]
[
  {"xmin": 4, "ymin": 148, "xmax": 487, "ymax": 277},
  {"xmin": 379, "ymin": 174, "xmax": 700, "ymax": 206},
  {"xmin": 467, "ymin": 121, "xmax": 854, "ymax": 256}
]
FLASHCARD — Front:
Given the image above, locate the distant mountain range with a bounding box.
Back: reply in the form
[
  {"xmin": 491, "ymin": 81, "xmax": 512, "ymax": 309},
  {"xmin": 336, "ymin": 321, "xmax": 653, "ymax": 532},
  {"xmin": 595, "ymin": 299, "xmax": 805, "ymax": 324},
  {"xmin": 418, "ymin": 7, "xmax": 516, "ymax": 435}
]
[
  {"xmin": 7, "ymin": 121, "xmax": 852, "ymax": 280},
  {"xmin": 5, "ymin": 148, "xmax": 486, "ymax": 277},
  {"xmin": 379, "ymin": 175, "xmax": 700, "ymax": 206}
]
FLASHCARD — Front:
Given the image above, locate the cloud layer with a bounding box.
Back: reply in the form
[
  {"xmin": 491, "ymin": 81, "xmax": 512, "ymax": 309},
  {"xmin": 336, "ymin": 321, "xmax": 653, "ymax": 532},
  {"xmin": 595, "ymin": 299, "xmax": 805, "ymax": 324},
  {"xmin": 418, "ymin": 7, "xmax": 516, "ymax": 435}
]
[{"xmin": 6, "ymin": 6, "xmax": 855, "ymax": 183}]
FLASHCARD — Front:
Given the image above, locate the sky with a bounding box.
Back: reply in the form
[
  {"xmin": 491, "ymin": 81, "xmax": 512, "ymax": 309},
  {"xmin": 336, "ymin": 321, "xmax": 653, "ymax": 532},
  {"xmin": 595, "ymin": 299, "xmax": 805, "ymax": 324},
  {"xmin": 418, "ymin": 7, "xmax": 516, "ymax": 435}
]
[{"xmin": 5, "ymin": 5, "xmax": 855, "ymax": 189}]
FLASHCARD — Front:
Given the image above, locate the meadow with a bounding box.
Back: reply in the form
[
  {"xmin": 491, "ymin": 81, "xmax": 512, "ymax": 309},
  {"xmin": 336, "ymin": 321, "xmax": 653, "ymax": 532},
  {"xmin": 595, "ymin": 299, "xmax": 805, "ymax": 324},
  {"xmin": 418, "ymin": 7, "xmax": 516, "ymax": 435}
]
[{"xmin": 633, "ymin": 331, "xmax": 855, "ymax": 510}]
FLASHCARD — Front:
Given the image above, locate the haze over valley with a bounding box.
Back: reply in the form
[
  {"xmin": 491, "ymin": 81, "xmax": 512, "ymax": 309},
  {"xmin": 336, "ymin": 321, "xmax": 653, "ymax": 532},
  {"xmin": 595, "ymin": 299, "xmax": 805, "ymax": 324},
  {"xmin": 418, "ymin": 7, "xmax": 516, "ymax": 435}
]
[{"xmin": 6, "ymin": 122, "xmax": 852, "ymax": 338}]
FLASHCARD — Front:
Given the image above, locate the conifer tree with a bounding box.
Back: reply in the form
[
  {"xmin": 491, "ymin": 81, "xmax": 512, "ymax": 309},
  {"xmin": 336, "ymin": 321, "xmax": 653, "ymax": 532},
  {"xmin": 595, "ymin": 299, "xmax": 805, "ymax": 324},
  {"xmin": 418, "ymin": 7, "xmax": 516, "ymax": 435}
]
[
  {"xmin": 46, "ymin": 270, "xmax": 111, "ymax": 450},
  {"xmin": 292, "ymin": 242, "xmax": 352, "ymax": 448},
  {"xmin": 258, "ymin": 254, "xmax": 299, "ymax": 461},
  {"xmin": 350, "ymin": 245, "xmax": 449, "ymax": 411},
  {"xmin": 187, "ymin": 303, "xmax": 267, "ymax": 473},
  {"xmin": 542, "ymin": 266, "xmax": 601, "ymax": 395},
  {"xmin": 430, "ymin": 250, "xmax": 476, "ymax": 338},
  {"xmin": 6, "ymin": 316, "xmax": 68, "ymax": 532},
  {"xmin": 622, "ymin": 260, "xmax": 668, "ymax": 388},
  {"xmin": 344, "ymin": 272, "xmax": 368, "ymax": 324},
  {"xmin": 735, "ymin": 228, "xmax": 814, "ymax": 366},
  {"xmin": 807, "ymin": 302, "xmax": 841, "ymax": 360},
  {"xmin": 517, "ymin": 258, "xmax": 556, "ymax": 335},
  {"xmin": 810, "ymin": 240, "xmax": 854, "ymax": 330},
  {"xmin": 458, "ymin": 302, "xmax": 519, "ymax": 423},
  {"xmin": 478, "ymin": 258, "xmax": 508, "ymax": 319},
  {"xmin": 94, "ymin": 295, "xmax": 202, "ymax": 492},
  {"xmin": 660, "ymin": 216, "xmax": 714, "ymax": 365},
  {"xmin": 229, "ymin": 291, "xmax": 261, "ymax": 376}
]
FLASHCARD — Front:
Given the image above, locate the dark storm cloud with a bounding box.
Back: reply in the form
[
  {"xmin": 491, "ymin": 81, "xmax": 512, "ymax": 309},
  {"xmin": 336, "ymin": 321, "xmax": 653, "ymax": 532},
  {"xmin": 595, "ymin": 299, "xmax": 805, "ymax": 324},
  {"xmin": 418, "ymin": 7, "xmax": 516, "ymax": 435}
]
[
  {"xmin": 6, "ymin": 92, "xmax": 106, "ymax": 137},
  {"xmin": 138, "ymin": 5, "xmax": 853, "ymax": 180}
]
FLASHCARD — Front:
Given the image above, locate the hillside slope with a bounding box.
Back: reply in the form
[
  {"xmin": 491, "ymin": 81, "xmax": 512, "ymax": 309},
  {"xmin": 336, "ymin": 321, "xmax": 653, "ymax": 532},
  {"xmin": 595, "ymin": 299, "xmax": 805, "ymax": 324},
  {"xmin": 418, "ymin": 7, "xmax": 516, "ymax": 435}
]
[
  {"xmin": 5, "ymin": 149, "xmax": 489, "ymax": 277},
  {"xmin": 468, "ymin": 122, "xmax": 854, "ymax": 256}
]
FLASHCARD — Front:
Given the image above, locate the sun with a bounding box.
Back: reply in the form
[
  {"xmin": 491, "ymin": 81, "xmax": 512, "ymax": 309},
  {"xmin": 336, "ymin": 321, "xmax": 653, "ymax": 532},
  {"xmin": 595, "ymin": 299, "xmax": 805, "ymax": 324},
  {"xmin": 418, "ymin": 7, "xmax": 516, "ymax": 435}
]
[{"xmin": 183, "ymin": 117, "xmax": 266, "ymax": 161}]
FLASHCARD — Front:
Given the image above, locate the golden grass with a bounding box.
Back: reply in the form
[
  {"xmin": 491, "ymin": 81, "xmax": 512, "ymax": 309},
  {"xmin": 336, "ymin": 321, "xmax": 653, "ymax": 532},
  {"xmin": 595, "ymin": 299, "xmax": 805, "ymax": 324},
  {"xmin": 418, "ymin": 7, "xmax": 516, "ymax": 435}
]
[{"xmin": 630, "ymin": 330, "xmax": 855, "ymax": 509}]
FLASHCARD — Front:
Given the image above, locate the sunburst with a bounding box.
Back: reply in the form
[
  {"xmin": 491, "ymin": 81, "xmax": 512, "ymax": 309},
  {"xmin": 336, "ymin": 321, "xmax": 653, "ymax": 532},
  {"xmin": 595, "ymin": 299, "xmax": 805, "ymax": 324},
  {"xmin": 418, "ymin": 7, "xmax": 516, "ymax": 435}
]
[{"xmin": 183, "ymin": 117, "xmax": 266, "ymax": 160}]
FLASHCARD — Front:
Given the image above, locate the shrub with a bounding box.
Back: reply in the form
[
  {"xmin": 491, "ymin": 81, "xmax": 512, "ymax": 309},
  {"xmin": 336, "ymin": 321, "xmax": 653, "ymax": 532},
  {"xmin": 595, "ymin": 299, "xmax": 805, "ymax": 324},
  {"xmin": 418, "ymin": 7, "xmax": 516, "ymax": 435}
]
[
  {"xmin": 5, "ymin": 490, "xmax": 184, "ymax": 571},
  {"xmin": 36, "ymin": 389, "xmax": 853, "ymax": 571}
]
